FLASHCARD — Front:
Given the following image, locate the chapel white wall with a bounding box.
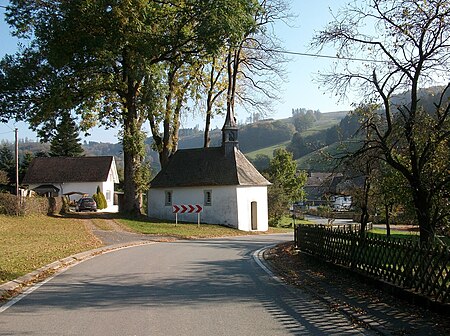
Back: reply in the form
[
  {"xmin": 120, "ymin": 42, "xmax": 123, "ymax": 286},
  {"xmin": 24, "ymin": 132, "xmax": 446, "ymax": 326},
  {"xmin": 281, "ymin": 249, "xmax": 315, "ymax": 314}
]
[
  {"xmin": 148, "ymin": 185, "xmax": 268, "ymax": 231},
  {"xmin": 236, "ymin": 185, "xmax": 268, "ymax": 231}
]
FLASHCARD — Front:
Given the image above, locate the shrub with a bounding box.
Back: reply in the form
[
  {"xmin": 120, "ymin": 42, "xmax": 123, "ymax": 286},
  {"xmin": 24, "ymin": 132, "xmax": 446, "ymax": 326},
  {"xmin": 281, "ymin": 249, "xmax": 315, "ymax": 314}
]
[
  {"xmin": 315, "ymin": 205, "xmax": 333, "ymax": 218},
  {"xmin": 92, "ymin": 193, "xmax": 100, "ymax": 209},
  {"xmin": 269, "ymin": 217, "xmax": 281, "ymax": 228},
  {"xmin": 23, "ymin": 196, "xmax": 50, "ymax": 215},
  {"xmin": 93, "ymin": 186, "xmax": 107, "ymax": 210},
  {"xmin": 0, "ymin": 193, "xmax": 20, "ymax": 215},
  {"xmin": 47, "ymin": 197, "xmax": 64, "ymax": 215},
  {"xmin": 0, "ymin": 193, "xmax": 51, "ymax": 216}
]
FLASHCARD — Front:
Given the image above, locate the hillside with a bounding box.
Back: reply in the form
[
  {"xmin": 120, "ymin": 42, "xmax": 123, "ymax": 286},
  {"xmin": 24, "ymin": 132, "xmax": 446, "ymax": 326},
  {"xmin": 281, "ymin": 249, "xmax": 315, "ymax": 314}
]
[
  {"xmin": 296, "ymin": 140, "xmax": 362, "ymax": 172},
  {"xmin": 244, "ymin": 111, "xmax": 348, "ymax": 160},
  {"xmin": 5, "ymin": 110, "xmax": 349, "ymax": 174},
  {"xmin": 299, "ymin": 111, "xmax": 348, "ymax": 137},
  {"xmin": 4, "ymin": 85, "xmax": 448, "ymax": 178}
]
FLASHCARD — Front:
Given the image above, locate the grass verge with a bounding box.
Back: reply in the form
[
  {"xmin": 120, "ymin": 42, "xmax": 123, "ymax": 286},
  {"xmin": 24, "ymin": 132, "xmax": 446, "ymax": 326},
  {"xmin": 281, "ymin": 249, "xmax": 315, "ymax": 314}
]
[
  {"xmin": 368, "ymin": 227, "xmax": 450, "ymax": 245},
  {"xmin": 0, "ymin": 215, "xmax": 102, "ymax": 285},
  {"xmin": 271, "ymin": 216, "xmax": 313, "ymax": 228},
  {"xmin": 118, "ymin": 217, "xmax": 292, "ymax": 238},
  {"xmin": 368, "ymin": 227, "xmax": 419, "ymax": 238}
]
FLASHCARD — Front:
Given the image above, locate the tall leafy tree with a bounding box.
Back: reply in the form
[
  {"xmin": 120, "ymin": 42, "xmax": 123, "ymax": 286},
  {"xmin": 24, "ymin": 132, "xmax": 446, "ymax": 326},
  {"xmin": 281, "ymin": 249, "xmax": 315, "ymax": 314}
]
[
  {"xmin": 287, "ymin": 132, "xmax": 310, "ymax": 159},
  {"xmin": 266, "ymin": 148, "xmax": 307, "ymax": 224},
  {"xmin": 339, "ymin": 148, "xmax": 378, "ymax": 237},
  {"xmin": 371, "ymin": 161, "xmax": 413, "ymax": 236},
  {"xmin": 149, "ymin": 60, "xmax": 204, "ymax": 167},
  {"xmin": 312, "ymin": 0, "xmax": 450, "ymax": 243},
  {"xmin": 49, "ymin": 111, "xmax": 84, "ymax": 157},
  {"xmin": 0, "ymin": 0, "xmax": 260, "ymax": 214}
]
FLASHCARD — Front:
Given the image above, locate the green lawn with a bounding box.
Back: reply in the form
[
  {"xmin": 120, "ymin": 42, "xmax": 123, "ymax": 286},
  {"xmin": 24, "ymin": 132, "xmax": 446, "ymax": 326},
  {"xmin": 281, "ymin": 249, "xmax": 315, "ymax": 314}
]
[
  {"xmin": 118, "ymin": 217, "xmax": 293, "ymax": 238},
  {"xmin": 0, "ymin": 215, "xmax": 102, "ymax": 285},
  {"xmin": 270, "ymin": 216, "xmax": 313, "ymax": 228},
  {"xmin": 368, "ymin": 227, "xmax": 419, "ymax": 237},
  {"xmin": 368, "ymin": 227, "xmax": 450, "ymax": 245}
]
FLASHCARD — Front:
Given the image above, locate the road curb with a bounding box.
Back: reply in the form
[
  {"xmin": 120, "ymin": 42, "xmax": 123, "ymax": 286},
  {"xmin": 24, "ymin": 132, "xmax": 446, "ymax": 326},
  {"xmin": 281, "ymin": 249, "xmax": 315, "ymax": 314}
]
[{"xmin": 0, "ymin": 240, "xmax": 156, "ymax": 301}]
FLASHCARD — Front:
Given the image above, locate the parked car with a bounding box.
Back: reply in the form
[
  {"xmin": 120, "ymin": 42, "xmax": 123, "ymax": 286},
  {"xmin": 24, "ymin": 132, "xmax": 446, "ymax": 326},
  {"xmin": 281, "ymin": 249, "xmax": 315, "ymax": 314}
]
[{"xmin": 76, "ymin": 197, "xmax": 97, "ymax": 212}]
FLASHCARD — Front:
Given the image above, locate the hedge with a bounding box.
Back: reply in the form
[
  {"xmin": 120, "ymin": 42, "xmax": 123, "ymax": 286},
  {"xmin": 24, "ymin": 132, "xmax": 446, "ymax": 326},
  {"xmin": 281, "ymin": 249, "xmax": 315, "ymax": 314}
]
[{"xmin": 0, "ymin": 194, "xmax": 64, "ymax": 216}]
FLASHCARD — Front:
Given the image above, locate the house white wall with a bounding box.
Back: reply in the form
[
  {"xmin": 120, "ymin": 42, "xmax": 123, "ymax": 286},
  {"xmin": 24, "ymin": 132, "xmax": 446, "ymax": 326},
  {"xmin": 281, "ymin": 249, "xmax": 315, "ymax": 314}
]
[
  {"xmin": 148, "ymin": 185, "xmax": 268, "ymax": 231},
  {"xmin": 28, "ymin": 181, "xmax": 117, "ymax": 211},
  {"xmin": 27, "ymin": 163, "xmax": 119, "ymax": 211},
  {"xmin": 330, "ymin": 195, "xmax": 352, "ymax": 210}
]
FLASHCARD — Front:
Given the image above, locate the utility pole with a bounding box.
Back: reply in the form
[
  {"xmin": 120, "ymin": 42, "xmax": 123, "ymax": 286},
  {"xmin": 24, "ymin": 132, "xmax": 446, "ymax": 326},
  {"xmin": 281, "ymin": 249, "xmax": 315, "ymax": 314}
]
[{"xmin": 15, "ymin": 128, "xmax": 19, "ymax": 214}]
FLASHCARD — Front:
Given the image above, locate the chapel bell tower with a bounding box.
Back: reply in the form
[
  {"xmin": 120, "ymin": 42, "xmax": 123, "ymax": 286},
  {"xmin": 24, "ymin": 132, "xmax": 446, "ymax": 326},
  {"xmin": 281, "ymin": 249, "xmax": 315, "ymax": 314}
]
[{"xmin": 222, "ymin": 107, "xmax": 239, "ymax": 156}]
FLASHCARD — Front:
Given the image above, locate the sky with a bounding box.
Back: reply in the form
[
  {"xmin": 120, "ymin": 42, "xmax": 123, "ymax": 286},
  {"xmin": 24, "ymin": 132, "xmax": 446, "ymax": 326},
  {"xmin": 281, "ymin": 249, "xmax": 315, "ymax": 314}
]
[{"xmin": 0, "ymin": 0, "xmax": 353, "ymax": 144}]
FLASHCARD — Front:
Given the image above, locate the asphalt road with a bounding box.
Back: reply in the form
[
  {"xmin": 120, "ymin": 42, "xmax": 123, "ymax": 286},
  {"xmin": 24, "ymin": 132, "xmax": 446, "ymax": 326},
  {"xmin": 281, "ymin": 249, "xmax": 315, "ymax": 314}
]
[{"xmin": 0, "ymin": 234, "xmax": 371, "ymax": 336}]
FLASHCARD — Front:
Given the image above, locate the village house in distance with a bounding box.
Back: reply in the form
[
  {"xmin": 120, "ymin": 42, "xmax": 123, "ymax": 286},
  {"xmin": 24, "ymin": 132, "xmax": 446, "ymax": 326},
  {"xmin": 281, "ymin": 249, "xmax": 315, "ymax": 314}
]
[
  {"xmin": 148, "ymin": 110, "xmax": 271, "ymax": 231},
  {"xmin": 22, "ymin": 156, "xmax": 119, "ymax": 212}
]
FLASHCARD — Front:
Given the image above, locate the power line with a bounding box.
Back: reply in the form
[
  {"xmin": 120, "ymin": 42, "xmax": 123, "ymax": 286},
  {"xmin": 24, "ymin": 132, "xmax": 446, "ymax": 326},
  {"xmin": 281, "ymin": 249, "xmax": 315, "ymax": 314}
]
[
  {"xmin": 243, "ymin": 46, "xmax": 388, "ymax": 63},
  {"xmin": 248, "ymin": 46, "xmax": 450, "ymax": 73}
]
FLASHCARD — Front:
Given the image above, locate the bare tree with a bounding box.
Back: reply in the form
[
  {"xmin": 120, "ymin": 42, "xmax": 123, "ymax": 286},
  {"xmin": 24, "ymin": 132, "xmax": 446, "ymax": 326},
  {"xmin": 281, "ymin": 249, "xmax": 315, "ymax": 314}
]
[
  {"xmin": 228, "ymin": 0, "xmax": 290, "ymax": 117},
  {"xmin": 196, "ymin": 55, "xmax": 228, "ymax": 148},
  {"xmin": 193, "ymin": 0, "xmax": 291, "ymax": 149},
  {"xmin": 312, "ymin": 0, "xmax": 450, "ymax": 243}
]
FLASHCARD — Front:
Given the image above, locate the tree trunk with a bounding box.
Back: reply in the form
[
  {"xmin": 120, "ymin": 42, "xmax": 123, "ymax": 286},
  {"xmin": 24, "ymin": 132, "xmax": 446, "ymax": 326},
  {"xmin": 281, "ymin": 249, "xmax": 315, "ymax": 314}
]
[
  {"xmin": 122, "ymin": 147, "xmax": 141, "ymax": 215},
  {"xmin": 415, "ymin": 197, "xmax": 435, "ymax": 244},
  {"xmin": 204, "ymin": 109, "xmax": 212, "ymax": 148},
  {"xmin": 157, "ymin": 64, "xmax": 186, "ymax": 169},
  {"xmin": 121, "ymin": 116, "xmax": 143, "ymax": 215},
  {"xmin": 204, "ymin": 61, "xmax": 214, "ymax": 148},
  {"xmin": 385, "ymin": 204, "xmax": 391, "ymax": 237},
  {"xmin": 159, "ymin": 141, "xmax": 171, "ymax": 169},
  {"xmin": 410, "ymin": 179, "xmax": 435, "ymax": 244},
  {"xmin": 359, "ymin": 175, "xmax": 371, "ymax": 238},
  {"xmin": 203, "ymin": 57, "xmax": 225, "ymax": 148},
  {"xmin": 203, "ymin": 101, "xmax": 211, "ymax": 148},
  {"xmin": 360, "ymin": 206, "xmax": 369, "ymax": 238},
  {"xmin": 119, "ymin": 47, "xmax": 144, "ymax": 216},
  {"xmin": 204, "ymin": 70, "xmax": 214, "ymax": 148}
]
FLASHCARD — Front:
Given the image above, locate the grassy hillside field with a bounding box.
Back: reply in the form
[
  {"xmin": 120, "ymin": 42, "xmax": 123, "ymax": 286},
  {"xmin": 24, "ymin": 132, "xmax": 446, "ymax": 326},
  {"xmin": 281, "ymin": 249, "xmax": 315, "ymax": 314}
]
[
  {"xmin": 245, "ymin": 111, "xmax": 348, "ymax": 161},
  {"xmin": 296, "ymin": 140, "xmax": 362, "ymax": 172}
]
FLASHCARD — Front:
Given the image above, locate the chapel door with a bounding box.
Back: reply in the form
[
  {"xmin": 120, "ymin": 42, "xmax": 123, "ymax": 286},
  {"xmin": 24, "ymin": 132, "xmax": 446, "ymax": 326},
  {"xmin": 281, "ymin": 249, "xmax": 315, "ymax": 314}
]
[{"xmin": 251, "ymin": 201, "xmax": 258, "ymax": 230}]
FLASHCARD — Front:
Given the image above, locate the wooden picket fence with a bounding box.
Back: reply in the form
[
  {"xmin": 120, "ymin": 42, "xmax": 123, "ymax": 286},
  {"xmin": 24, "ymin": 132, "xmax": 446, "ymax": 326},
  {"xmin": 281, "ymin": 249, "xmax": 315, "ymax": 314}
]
[{"xmin": 294, "ymin": 225, "xmax": 450, "ymax": 304}]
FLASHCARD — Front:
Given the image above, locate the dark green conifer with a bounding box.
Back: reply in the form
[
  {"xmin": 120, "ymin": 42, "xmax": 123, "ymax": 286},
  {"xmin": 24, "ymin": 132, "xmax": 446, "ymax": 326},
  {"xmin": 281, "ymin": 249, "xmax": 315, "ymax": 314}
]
[
  {"xmin": 49, "ymin": 111, "xmax": 84, "ymax": 157},
  {"xmin": 0, "ymin": 144, "xmax": 15, "ymax": 182}
]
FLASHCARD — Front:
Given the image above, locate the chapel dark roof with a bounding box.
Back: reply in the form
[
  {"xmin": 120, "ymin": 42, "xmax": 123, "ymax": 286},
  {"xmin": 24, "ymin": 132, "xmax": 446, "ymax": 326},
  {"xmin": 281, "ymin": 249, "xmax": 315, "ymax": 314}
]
[
  {"xmin": 150, "ymin": 147, "xmax": 270, "ymax": 188},
  {"xmin": 22, "ymin": 156, "xmax": 114, "ymax": 184}
]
